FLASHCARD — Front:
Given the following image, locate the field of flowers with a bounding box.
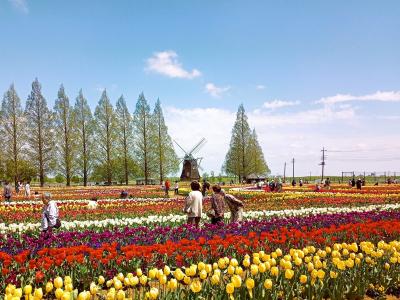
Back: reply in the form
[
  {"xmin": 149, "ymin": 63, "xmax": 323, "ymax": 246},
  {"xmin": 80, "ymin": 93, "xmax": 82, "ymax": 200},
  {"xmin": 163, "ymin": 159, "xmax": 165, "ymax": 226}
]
[{"xmin": 2, "ymin": 184, "xmax": 400, "ymax": 299}]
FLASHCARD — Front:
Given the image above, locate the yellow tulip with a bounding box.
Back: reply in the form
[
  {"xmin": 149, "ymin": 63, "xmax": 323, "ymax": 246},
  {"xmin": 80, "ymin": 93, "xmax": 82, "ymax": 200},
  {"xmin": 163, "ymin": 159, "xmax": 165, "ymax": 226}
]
[
  {"xmin": 6, "ymin": 284, "xmax": 15, "ymax": 295},
  {"xmin": 54, "ymin": 277, "xmax": 63, "ymax": 289},
  {"xmin": 149, "ymin": 268, "xmax": 157, "ymax": 279},
  {"xmin": 23, "ymin": 285, "xmax": 32, "ymax": 295},
  {"xmin": 13, "ymin": 288, "xmax": 22, "ymax": 298},
  {"xmin": 276, "ymin": 248, "xmax": 283, "ymax": 256},
  {"xmin": 270, "ymin": 266, "xmax": 279, "ymax": 277},
  {"xmin": 285, "ymin": 269, "xmax": 294, "ymax": 280},
  {"xmin": 183, "ymin": 276, "xmax": 191, "ymax": 285},
  {"xmin": 211, "ymin": 274, "xmax": 220, "ymax": 285},
  {"xmin": 140, "ymin": 275, "xmax": 148, "ymax": 286},
  {"xmin": 198, "ymin": 262, "xmax": 206, "ymax": 271},
  {"xmin": 168, "ymin": 278, "xmax": 178, "ymax": 290},
  {"xmin": 218, "ymin": 258, "xmax": 226, "ymax": 269},
  {"xmin": 106, "ymin": 280, "xmax": 113, "ymax": 288},
  {"xmin": 258, "ymin": 263, "xmax": 267, "ymax": 273},
  {"xmin": 243, "ymin": 258, "xmax": 251, "ymax": 268},
  {"xmin": 199, "ymin": 270, "xmax": 208, "ymax": 280},
  {"xmin": 231, "ymin": 275, "xmax": 242, "ymax": 288},
  {"xmin": 246, "ymin": 278, "xmax": 255, "ymax": 289},
  {"xmin": 205, "ymin": 264, "xmax": 212, "ymax": 273},
  {"xmin": 45, "ymin": 282, "xmax": 53, "ymax": 294},
  {"xmin": 190, "ymin": 280, "xmax": 202, "ymax": 293},
  {"xmin": 385, "ymin": 263, "xmax": 390, "ymax": 270},
  {"xmin": 250, "ymin": 264, "xmax": 259, "ymax": 276},
  {"xmin": 77, "ymin": 291, "xmax": 90, "ymax": 300},
  {"xmin": 136, "ymin": 268, "xmax": 143, "ymax": 277},
  {"xmin": 64, "ymin": 276, "xmax": 72, "ymax": 285},
  {"xmin": 330, "ymin": 271, "xmax": 338, "ymax": 279},
  {"xmin": 90, "ymin": 283, "xmax": 98, "ymax": 295},
  {"xmin": 300, "ymin": 275, "xmax": 308, "ymax": 284},
  {"xmin": 233, "ymin": 266, "xmax": 242, "ymax": 276},
  {"xmin": 227, "ymin": 265, "xmax": 235, "ymax": 275},
  {"xmin": 311, "ymin": 269, "xmax": 318, "ymax": 279},
  {"xmin": 55, "ymin": 288, "xmax": 63, "ymax": 299},
  {"xmin": 159, "ymin": 274, "xmax": 167, "ymax": 284},
  {"xmin": 149, "ymin": 287, "xmax": 159, "ymax": 299},
  {"xmin": 116, "ymin": 290, "xmax": 125, "ymax": 300},
  {"xmin": 33, "ymin": 288, "xmax": 43, "ymax": 299},
  {"xmin": 317, "ymin": 269, "xmax": 325, "ymax": 279},
  {"xmin": 129, "ymin": 276, "xmax": 139, "ymax": 286},
  {"xmin": 124, "ymin": 277, "xmax": 130, "ymax": 286},
  {"xmin": 163, "ymin": 266, "xmax": 171, "ymax": 276},
  {"xmin": 230, "ymin": 258, "xmax": 238, "ymax": 267},
  {"xmin": 226, "ymin": 283, "xmax": 235, "ymax": 294},
  {"xmin": 64, "ymin": 283, "xmax": 73, "ymax": 292},
  {"xmin": 174, "ymin": 268, "xmax": 184, "ymax": 281},
  {"xmin": 61, "ymin": 292, "xmax": 70, "ymax": 300},
  {"xmin": 264, "ymin": 279, "xmax": 273, "ymax": 289}
]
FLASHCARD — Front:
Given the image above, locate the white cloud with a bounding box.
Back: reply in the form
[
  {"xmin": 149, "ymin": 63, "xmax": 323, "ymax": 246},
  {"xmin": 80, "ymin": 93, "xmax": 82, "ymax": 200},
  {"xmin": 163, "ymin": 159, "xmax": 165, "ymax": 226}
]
[
  {"xmin": 263, "ymin": 100, "xmax": 300, "ymax": 110},
  {"xmin": 316, "ymin": 91, "xmax": 400, "ymax": 105},
  {"xmin": 8, "ymin": 0, "xmax": 28, "ymax": 13},
  {"xmin": 164, "ymin": 90, "xmax": 400, "ymax": 176},
  {"xmin": 205, "ymin": 83, "xmax": 231, "ymax": 98},
  {"xmin": 256, "ymin": 85, "xmax": 266, "ymax": 90},
  {"xmin": 145, "ymin": 51, "xmax": 201, "ymax": 79}
]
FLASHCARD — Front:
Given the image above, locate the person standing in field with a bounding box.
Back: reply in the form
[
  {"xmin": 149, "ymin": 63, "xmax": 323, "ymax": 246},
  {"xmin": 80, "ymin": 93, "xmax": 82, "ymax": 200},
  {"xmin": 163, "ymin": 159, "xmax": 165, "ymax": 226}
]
[
  {"xmin": 208, "ymin": 185, "xmax": 225, "ymax": 224},
  {"xmin": 15, "ymin": 181, "xmax": 21, "ymax": 194},
  {"xmin": 174, "ymin": 181, "xmax": 179, "ymax": 195},
  {"xmin": 201, "ymin": 179, "xmax": 210, "ymax": 197},
  {"xmin": 165, "ymin": 179, "xmax": 170, "ymax": 197},
  {"xmin": 356, "ymin": 178, "xmax": 362, "ymax": 190},
  {"xmin": 25, "ymin": 181, "xmax": 31, "ymax": 198},
  {"xmin": 183, "ymin": 180, "xmax": 203, "ymax": 228},
  {"xmin": 222, "ymin": 190, "xmax": 244, "ymax": 223},
  {"xmin": 3, "ymin": 181, "xmax": 12, "ymax": 202}
]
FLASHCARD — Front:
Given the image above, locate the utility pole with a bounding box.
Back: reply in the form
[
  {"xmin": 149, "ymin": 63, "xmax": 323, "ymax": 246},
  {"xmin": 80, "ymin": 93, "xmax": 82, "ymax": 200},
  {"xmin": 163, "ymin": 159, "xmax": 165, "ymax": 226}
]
[
  {"xmin": 291, "ymin": 158, "xmax": 295, "ymax": 182},
  {"xmin": 283, "ymin": 162, "xmax": 286, "ymax": 183},
  {"xmin": 320, "ymin": 147, "xmax": 327, "ymax": 181}
]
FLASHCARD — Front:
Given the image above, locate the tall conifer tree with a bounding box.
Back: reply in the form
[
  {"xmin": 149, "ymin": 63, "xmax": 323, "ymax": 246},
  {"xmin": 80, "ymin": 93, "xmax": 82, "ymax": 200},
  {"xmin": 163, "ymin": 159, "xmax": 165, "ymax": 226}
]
[
  {"xmin": 0, "ymin": 84, "xmax": 26, "ymax": 186},
  {"xmin": 94, "ymin": 90, "xmax": 116, "ymax": 184},
  {"xmin": 74, "ymin": 89, "xmax": 94, "ymax": 186},
  {"xmin": 224, "ymin": 104, "xmax": 268, "ymax": 181},
  {"xmin": 25, "ymin": 78, "xmax": 54, "ymax": 187},
  {"xmin": 54, "ymin": 84, "xmax": 75, "ymax": 186},
  {"xmin": 115, "ymin": 95, "xmax": 134, "ymax": 185},
  {"xmin": 152, "ymin": 99, "xmax": 179, "ymax": 183},
  {"xmin": 132, "ymin": 93, "xmax": 154, "ymax": 184}
]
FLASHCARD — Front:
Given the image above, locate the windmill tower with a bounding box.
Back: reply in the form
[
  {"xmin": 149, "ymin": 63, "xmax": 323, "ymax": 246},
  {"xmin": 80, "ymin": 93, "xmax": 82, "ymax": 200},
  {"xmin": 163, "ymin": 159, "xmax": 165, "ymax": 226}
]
[{"xmin": 174, "ymin": 138, "xmax": 206, "ymax": 181}]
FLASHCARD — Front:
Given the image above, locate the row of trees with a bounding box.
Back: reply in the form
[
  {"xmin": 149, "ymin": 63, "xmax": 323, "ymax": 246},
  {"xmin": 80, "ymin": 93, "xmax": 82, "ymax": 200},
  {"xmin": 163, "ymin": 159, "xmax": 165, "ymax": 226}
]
[
  {"xmin": 0, "ymin": 79, "xmax": 179, "ymax": 187},
  {"xmin": 224, "ymin": 104, "xmax": 270, "ymax": 181}
]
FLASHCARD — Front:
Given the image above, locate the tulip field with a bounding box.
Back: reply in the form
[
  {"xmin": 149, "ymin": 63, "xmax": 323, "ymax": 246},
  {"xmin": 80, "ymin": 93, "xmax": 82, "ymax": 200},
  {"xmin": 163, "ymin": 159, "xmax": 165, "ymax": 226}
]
[{"xmin": 3, "ymin": 184, "xmax": 400, "ymax": 299}]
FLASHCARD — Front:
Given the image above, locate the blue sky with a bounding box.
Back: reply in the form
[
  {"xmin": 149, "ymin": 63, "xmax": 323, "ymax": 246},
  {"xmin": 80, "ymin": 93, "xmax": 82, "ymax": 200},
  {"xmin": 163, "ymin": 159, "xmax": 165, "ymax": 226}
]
[{"xmin": 1, "ymin": 0, "xmax": 400, "ymax": 176}]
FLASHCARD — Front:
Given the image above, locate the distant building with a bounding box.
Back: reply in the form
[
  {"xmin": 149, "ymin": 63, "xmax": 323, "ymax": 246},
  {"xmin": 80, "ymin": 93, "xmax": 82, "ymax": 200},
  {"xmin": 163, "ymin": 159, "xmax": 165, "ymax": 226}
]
[{"xmin": 245, "ymin": 173, "xmax": 267, "ymax": 183}]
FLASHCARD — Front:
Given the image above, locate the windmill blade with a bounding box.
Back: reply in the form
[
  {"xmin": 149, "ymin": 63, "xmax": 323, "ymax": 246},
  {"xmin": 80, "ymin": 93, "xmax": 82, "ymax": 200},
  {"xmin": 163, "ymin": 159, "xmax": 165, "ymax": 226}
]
[
  {"xmin": 188, "ymin": 138, "xmax": 206, "ymax": 156},
  {"xmin": 174, "ymin": 140, "xmax": 187, "ymax": 154},
  {"xmin": 197, "ymin": 157, "xmax": 203, "ymax": 171}
]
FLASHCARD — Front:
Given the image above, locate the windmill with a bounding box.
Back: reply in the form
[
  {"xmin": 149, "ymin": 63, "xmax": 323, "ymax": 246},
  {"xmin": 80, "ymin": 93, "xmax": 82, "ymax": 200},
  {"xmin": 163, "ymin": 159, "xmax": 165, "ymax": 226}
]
[{"xmin": 174, "ymin": 138, "xmax": 206, "ymax": 181}]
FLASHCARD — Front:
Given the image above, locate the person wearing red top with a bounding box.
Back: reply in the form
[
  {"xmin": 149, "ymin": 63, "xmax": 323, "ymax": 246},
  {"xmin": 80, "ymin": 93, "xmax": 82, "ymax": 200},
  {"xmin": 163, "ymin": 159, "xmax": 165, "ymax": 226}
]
[{"xmin": 165, "ymin": 179, "xmax": 170, "ymax": 197}]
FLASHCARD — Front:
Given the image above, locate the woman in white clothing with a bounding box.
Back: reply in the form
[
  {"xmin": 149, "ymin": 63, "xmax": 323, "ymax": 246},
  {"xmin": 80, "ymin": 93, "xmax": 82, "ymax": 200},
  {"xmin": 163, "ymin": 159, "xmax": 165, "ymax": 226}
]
[
  {"xmin": 184, "ymin": 181, "xmax": 203, "ymax": 228},
  {"xmin": 24, "ymin": 181, "xmax": 31, "ymax": 198}
]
